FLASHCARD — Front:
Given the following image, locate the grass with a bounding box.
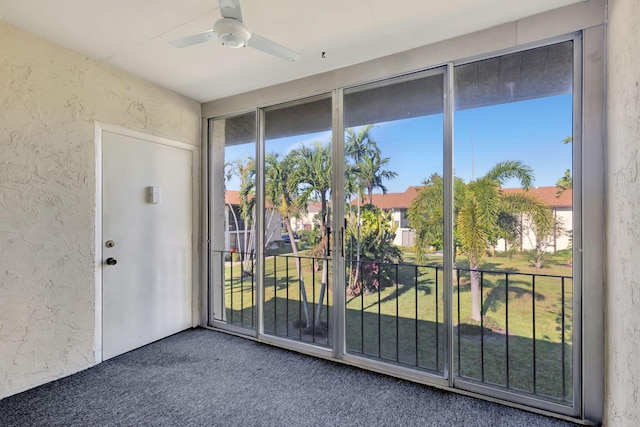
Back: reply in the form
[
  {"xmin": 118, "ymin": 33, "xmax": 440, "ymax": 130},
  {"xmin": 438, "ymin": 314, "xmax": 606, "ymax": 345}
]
[{"xmin": 218, "ymin": 248, "xmax": 574, "ymax": 404}]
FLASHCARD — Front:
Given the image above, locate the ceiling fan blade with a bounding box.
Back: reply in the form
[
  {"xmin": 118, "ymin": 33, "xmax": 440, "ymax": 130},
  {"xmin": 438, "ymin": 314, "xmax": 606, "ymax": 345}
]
[
  {"xmin": 247, "ymin": 33, "xmax": 301, "ymax": 62},
  {"xmin": 169, "ymin": 30, "xmax": 216, "ymax": 48},
  {"xmin": 219, "ymin": 0, "xmax": 243, "ymax": 22}
]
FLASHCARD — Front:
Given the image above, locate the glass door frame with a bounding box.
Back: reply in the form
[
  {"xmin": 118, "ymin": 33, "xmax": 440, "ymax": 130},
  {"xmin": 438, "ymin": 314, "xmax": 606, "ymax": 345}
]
[
  {"xmin": 334, "ymin": 66, "xmax": 451, "ymax": 391},
  {"xmin": 206, "ymin": 32, "xmax": 590, "ymax": 420},
  {"xmin": 447, "ymin": 34, "xmax": 583, "ymax": 417},
  {"xmin": 206, "ymin": 111, "xmax": 261, "ymax": 338},
  {"xmin": 255, "ymin": 94, "xmax": 336, "ymax": 360}
]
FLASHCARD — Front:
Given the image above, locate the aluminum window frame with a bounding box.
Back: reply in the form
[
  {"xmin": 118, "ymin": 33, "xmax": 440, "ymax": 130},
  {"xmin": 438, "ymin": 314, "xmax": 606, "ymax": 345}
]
[
  {"xmin": 203, "ymin": 22, "xmax": 604, "ymax": 425},
  {"xmin": 448, "ymin": 33, "xmax": 584, "ymax": 417}
]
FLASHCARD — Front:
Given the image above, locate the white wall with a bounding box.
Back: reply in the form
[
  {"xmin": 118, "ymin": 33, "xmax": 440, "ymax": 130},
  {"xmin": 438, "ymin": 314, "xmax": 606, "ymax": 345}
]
[
  {"xmin": 0, "ymin": 22, "xmax": 201, "ymax": 399},
  {"xmin": 606, "ymin": 0, "xmax": 640, "ymax": 424},
  {"xmin": 496, "ymin": 208, "xmax": 573, "ymax": 253}
]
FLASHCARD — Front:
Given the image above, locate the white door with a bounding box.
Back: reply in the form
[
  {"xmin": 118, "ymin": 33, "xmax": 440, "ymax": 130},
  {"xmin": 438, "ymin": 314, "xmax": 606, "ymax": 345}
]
[{"xmin": 102, "ymin": 130, "xmax": 193, "ymax": 360}]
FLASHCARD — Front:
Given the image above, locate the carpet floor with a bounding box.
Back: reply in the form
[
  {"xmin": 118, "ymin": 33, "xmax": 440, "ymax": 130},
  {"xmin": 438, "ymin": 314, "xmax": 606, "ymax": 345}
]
[{"xmin": 0, "ymin": 328, "xmax": 579, "ymax": 426}]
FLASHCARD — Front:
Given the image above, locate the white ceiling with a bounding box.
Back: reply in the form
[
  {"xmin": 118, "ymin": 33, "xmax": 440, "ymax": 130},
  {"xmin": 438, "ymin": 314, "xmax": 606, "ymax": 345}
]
[{"xmin": 0, "ymin": 0, "xmax": 581, "ymax": 103}]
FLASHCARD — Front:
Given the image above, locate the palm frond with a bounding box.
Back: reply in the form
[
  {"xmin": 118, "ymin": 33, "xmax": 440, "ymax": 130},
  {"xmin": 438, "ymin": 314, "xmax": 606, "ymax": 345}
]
[{"xmin": 483, "ymin": 160, "xmax": 534, "ymax": 189}]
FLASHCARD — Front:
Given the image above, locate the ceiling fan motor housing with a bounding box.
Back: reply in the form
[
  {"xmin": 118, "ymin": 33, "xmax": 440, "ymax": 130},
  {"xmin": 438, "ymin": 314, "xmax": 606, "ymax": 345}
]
[{"xmin": 214, "ymin": 18, "xmax": 251, "ymax": 48}]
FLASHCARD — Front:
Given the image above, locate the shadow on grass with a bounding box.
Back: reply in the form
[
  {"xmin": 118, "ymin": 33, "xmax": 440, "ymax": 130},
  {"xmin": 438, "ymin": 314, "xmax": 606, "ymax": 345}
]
[
  {"xmin": 349, "ymin": 263, "xmax": 438, "ymax": 310},
  {"xmin": 482, "ymin": 278, "xmax": 547, "ymax": 315},
  {"xmin": 344, "ymin": 307, "xmax": 572, "ymax": 405},
  {"xmin": 223, "ymin": 296, "xmax": 573, "ymax": 406}
]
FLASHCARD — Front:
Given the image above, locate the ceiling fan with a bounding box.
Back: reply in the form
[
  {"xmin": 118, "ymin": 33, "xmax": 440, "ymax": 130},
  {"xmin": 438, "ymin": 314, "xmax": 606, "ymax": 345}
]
[{"xmin": 169, "ymin": 0, "xmax": 301, "ymax": 62}]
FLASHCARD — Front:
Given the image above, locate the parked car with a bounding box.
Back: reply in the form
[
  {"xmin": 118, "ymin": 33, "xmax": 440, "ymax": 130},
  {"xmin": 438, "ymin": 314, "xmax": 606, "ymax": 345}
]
[{"xmin": 281, "ymin": 232, "xmax": 299, "ymax": 243}]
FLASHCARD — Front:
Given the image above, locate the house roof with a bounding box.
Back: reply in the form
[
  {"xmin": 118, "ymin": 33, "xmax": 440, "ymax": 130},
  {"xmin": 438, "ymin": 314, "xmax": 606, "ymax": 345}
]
[
  {"xmin": 225, "ymin": 190, "xmax": 241, "ymax": 206},
  {"xmin": 225, "ymin": 190, "xmax": 269, "ymax": 208},
  {"xmin": 353, "ymin": 185, "xmax": 573, "ymax": 210},
  {"xmin": 226, "ymin": 190, "xmax": 310, "ymax": 210},
  {"xmin": 352, "ymin": 186, "xmax": 424, "ymax": 210},
  {"xmin": 230, "ymin": 186, "xmax": 572, "ymax": 210},
  {"xmin": 306, "ymin": 202, "xmax": 322, "ymax": 213},
  {"xmin": 501, "ymin": 187, "xmax": 573, "ymax": 208}
]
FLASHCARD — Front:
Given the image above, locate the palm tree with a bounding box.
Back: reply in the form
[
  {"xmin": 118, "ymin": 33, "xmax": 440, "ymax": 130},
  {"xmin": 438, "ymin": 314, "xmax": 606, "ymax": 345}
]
[
  {"xmin": 264, "ymin": 152, "xmax": 311, "ymax": 327},
  {"xmin": 409, "ymin": 160, "xmax": 553, "ymax": 322},
  {"xmin": 345, "ymin": 125, "xmax": 398, "ymax": 289},
  {"xmin": 343, "ymin": 162, "xmax": 361, "ymax": 288},
  {"xmin": 346, "ymin": 125, "xmax": 378, "ymax": 164},
  {"xmin": 556, "ymin": 136, "xmax": 573, "ymax": 197},
  {"xmin": 556, "ymin": 169, "xmax": 573, "ymax": 195},
  {"xmin": 345, "ymin": 125, "xmax": 398, "ymax": 204},
  {"xmin": 408, "ymin": 174, "xmax": 462, "ymax": 262},
  {"xmin": 290, "ymin": 141, "xmax": 332, "ymax": 326},
  {"xmin": 291, "ymin": 141, "xmax": 332, "ymax": 233},
  {"xmin": 345, "ymin": 126, "xmax": 378, "ymax": 293},
  {"xmin": 234, "ymin": 158, "xmax": 256, "ymax": 274},
  {"xmin": 358, "ymin": 150, "xmax": 398, "ymax": 204},
  {"xmin": 224, "ymin": 162, "xmax": 243, "ymax": 258}
]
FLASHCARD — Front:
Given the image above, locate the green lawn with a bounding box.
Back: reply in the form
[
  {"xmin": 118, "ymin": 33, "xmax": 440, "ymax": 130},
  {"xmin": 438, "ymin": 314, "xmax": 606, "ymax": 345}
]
[{"xmin": 220, "ymin": 248, "xmax": 574, "ymax": 404}]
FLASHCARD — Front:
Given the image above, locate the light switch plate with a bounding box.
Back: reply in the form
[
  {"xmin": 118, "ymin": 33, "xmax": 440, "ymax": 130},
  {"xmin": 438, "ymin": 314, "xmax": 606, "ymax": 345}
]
[{"xmin": 147, "ymin": 186, "xmax": 161, "ymax": 204}]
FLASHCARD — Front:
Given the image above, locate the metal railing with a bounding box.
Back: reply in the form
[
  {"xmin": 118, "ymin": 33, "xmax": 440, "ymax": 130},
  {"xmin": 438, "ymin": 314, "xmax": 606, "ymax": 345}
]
[
  {"xmin": 211, "ymin": 250, "xmax": 573, "ymax": 404},
  {"xmin": 263, "ymin": 254, "xmax": 332, "ymax": 347},
  {"xmin": 453, "ymin": 267, "xmax": 573, "ymax": 404},
  {"xmin": 345, "ymin": 260, "xmax": 444, "ymax": 374},
  {"xmin": 211, "ymin": 250, "xmax": 256, "ymax": 330},
  {"xmin": 345, "ymin": 259, "xmax": 573, "ymax": 405}
]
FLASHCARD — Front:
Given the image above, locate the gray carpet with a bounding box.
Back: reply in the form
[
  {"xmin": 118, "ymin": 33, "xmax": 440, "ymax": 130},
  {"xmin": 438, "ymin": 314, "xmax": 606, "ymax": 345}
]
[{"xmin": 0, "ymin": 328, "xmax": 578, "ymax": 426}]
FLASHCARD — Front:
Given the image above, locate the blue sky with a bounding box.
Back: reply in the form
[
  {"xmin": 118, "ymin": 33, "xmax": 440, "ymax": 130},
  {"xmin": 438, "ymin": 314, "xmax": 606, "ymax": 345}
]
[{"xmin": 224, "ymin": 93, "xmax": 573, "ymax": 193}]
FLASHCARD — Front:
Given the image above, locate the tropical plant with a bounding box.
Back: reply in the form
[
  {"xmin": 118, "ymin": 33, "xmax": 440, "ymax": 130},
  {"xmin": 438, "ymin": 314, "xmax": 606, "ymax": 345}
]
[
  {"xmin": 345, "ymin": 126, "xmax": 378, "ymax": 293},
  {"xmin": 524, "ymin": 216, "xmax": 566, "ymax": 269},
  {"xmin": 358, "ymin": 150, "xmax": 398, "ymax": 204},
  {"xmin": 264, "ymin": 151, "xmax": 311, "ymax": 327},
  {"xmin": 407, "ymin": 174, "xmax": 466, "ymax": 262},
  {"xmin": 346, "ymin": 125, "xmax": 379, "ymax": 166},
  {"xmin": 299, "ymin": 227, "xmax": 322, "ymax": 250},
  {"xmin": 346, "ymin": 204, "xmax": 403, "ymax": 296},
  {"xmin": 556, "ymin": 136, "xmax": 573, "ymax": 197},
  {"xmin": 556, "ymin": 169, "xmax": 573, "ymax": 197},
  {"xmin": 289, "ymin": 141, "xmax": 333, "ymax": 326},
  {"xmin": 409, "ymin": 161, "xmax": 554, "ymax": 321},
  {"xmin": 344, "ymin": 125, "xmax": 398, "ymax": 290},
  {"xmin": 236, "ymin": 158, "xmax": 256, "ymax": 272},
  {"xmin": 290, "ymin": 141, "xmax": 332, "ymax": 233},
  {"xmin": 345, "ymin": 125, "xmax": 397, "ymax": 204},
  {"xmin": 225, "ymin": 157, "xmax": 256, "ymax": 275}
]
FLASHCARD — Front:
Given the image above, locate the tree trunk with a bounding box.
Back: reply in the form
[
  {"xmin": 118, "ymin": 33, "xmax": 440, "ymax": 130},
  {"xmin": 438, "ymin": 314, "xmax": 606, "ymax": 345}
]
[
  {"xmin": 470, "ymin": 261, "xmax": 482, "ymax": 322},
  {"xmin": 242, "ymin": 206, "xmax": 257, "ymax": 274},
  {"xmin": 350, "ymin": 198, "xmax": 362, "ymax": 294},
  {"xmin": 263, "ymin": 208, "xmax": 277, "ymax": 249},
  {"xmin": 242, "ymin": 216, "xmax": 251, "ymax": 275},
  {"xmin": 284, "ymin": 217, "xmax": 310, "ymax": 328},
  {"xmin": 225, "ymin": 194, "xmax": 242, "ymax": 256},
  {"xmin": 346, "ymin": 205, "xmax": 353, "ymax": 287},
  {"xmin": 316, "ymin": 195, "xmax": 328, "ymax": 326}
]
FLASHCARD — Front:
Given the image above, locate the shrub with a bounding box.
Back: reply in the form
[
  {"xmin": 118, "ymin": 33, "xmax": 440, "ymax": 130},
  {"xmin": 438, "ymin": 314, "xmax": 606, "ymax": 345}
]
[{"xmin": 346, "ymin": 204, "xmax": 402, "ymax": 295}]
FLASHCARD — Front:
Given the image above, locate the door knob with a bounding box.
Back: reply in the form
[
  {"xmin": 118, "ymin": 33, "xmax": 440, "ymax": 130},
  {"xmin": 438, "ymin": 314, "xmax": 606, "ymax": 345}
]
[{"xmin": 106, "ymin": 258, "xmax": 118, "ymax": 266}]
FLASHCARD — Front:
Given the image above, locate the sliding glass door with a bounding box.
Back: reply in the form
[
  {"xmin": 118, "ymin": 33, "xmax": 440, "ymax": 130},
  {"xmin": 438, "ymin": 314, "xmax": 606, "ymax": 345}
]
[
  {"xmin": 262, "ymin": 96, "xmax": 333, "ymax": 348},
  {"xmin": 452, "ymin": 40, "xmax": 577, "ymax": 412},
  {"xmin": 209, "ymin": 112, "xmax": 258, "ymax": 333},
  {"xmin": 342, "ymin": 71, "xmax": 446, "ymax": 374},
  {"xmin": 208, "ymin": 38, "xmax": 581, "ymax": 417}
]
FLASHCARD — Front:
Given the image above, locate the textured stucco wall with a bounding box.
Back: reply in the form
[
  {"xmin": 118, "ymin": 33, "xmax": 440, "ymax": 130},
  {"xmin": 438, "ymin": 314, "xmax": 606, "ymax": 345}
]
[
  {"xmin": 606, "ymin": 0, "xmax": 640, "ymax": 424},
  {"xmin": 0, "ymin": 21, "xmax": 200, "ymax": 399}
]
